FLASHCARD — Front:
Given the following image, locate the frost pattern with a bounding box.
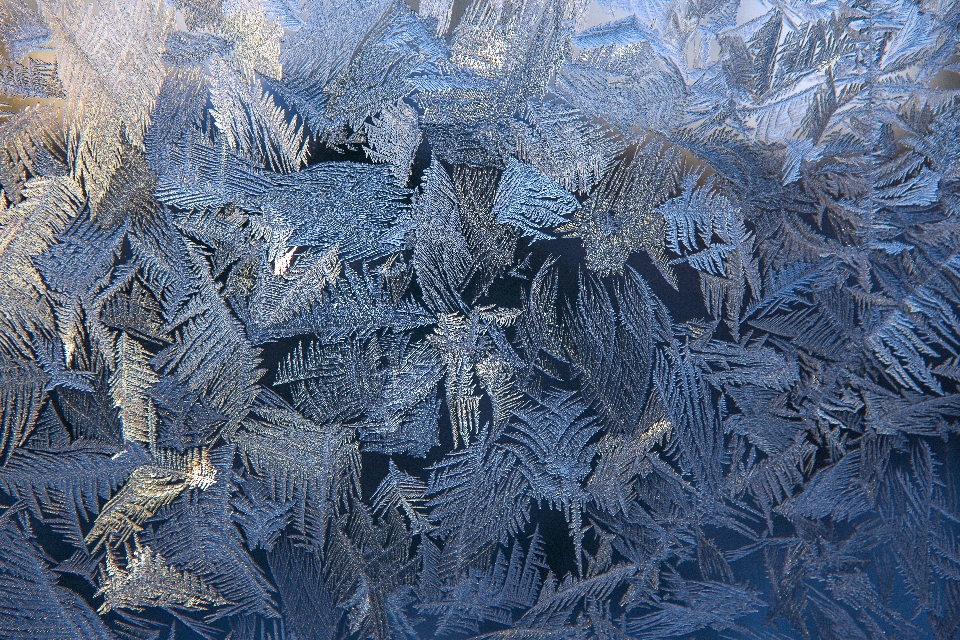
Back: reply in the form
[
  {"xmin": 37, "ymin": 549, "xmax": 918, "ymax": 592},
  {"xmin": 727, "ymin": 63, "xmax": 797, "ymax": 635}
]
[{"xmin": 0, "ymin": 0, "xmax": 959, "ymax": 638}]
